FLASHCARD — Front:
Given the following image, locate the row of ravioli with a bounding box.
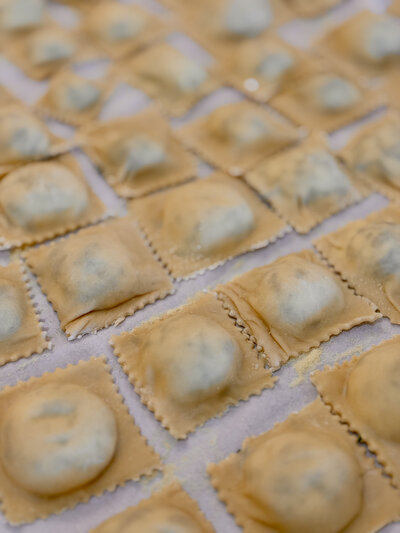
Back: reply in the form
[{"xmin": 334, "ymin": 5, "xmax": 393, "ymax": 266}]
[
  {"xmin": 1, "ymin": 171, "xmax": 399, "ymax": 357},
  {"xmin": 1, "ymin": 0, "xmax": 399, "ymax": 106},
  {"xmin": 0, "ymin": 1, "xmax": 399, "ymax": 258},
  {"xmin": 0, "ymin": 0, "xmax": 399, "ymax": 128},
  {"xmin": 0, "ymin": 196, "xmax": 398, "ymax": 397},
  {"xmin": 1, "ymin": 325, "xmax": 399, "ymax": 530},
  {"xmin": 1, "ymin": 97, "xmax": 400, "ymax": 243}
]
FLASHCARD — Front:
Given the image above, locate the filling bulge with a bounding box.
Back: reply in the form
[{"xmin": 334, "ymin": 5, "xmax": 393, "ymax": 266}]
[
  {"xmin": 161, "ymin": 181, "xmax": 255, "ymax": 258},
  {"xmin": 0, "ymin": 162, "xmax": 89, "ymax": 231},
  {"xmin": 243, "ymin": 429, "xmax": 363, "ymax": 533},
  {"xmin": 1, "ymin": 383, "xmax": 117, "ymax": 496},
  {"xmin": 143, "ymin": 315, "xmax": 241, "ymax": 404}
]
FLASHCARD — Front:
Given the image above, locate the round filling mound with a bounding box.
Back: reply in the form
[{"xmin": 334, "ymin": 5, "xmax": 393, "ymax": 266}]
[
  {"xmin": 293, "ymin": 151, "xmax": 352, "ymax": 205},
  {"xmin": 224, "ymin": 0, "xmax": 273, "ymax": 37},
  {"xmin": 58, "ymin": 80, "xmax": 101, "ymax": 112},
  {"xmin": 352, "ymin": 123, "xmax": 400, "ymax": 186},
  {"xmin": 162, "ymin": 181, "xmax": 255, "ymax": 258},
  {"xmin": 30, "ymin": 30, "xmax": 75, "ymax": 65},
  {"xmin": 243, "ymin": 430, "xmax": 363, "ymax": 533},
  {"xmin": 252, "ymin": 256, "xmax": 345, "ymax": 335},
  {"xmin": 1, "ymin": 383, "xmax": 117, "ymax": 496},
  {"xmin": 99, "ymin": 505, "xmax": 204, "ymax": 533},
  {"xmin": 0, "ymin": 281, "xmax": 23, "ymax": 342},
  {"xmin": 364, "ymin": 17, "xmax": 400, "ymax": 61},
  {"xmin": 0, "ymin": 110, "xmax": 50, "ymax": 164},
  {"xmin": 55, "ymin": 236, "xmax": 136, "ymax": 313},
  {"xmin": 114, "ymin": 135, "xmax": 166, "ymax": 179},
  {"xmin": 145, "ymin": 315, "xmax": 241, "ymax": 404},
  {"xmin": 317, "ymin": 77, "xmax": 360, "ymax": 111},
  {"xmin": 0, "ymin": 162, "xmax": 89, "ymax": 230},
  {"xmin": 346, "ymin": 222, "xmax": 400, "ymax": 278}
]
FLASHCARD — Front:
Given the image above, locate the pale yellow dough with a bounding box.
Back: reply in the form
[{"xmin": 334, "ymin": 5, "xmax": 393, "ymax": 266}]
[
  {"xmin": 92, "ymin": 482, "xmax": 215, "ymax": 533},
  {"xmin": 339, "ymin": 111, "xmax": 400, "ymax": 202},
  {"xmin": 172, "ymin": 0, "xmax": 293, "ymax": 57},
  {"xmin": 312, "ymin": 335, "xmax": 400, "ymax": 487},
  {"xmin": 0, "ymin": 104, "xmax": 68, "ymax": 175},
  {"xmin": 124, "ymin": 43, "xmax": 219, "ymax": 117},
  {"xmin": 0, "ymin": 357, "xmax": 162, "ymax": 524},
  {"xmin": 218, "ymin": 35, "xmax": 317, "ymax": 102},
  {"xmin": 178, "ymin": 100, "xmax": 300, "ymax": 175},
  {"xmin": 2, "ymin": 383, "xmax": 117, "ymax": 496},
  {"xmin": 208, "ymin": 399, "xmax": 400, "ymax": 533},
  {"xmin": 130, "ymin": 172, "xmax": 288, "ymax": 279},
  {"xmin": 388, "ymin": 0, "xmax": 400, "ymax": 16},
  {"xmin": 82, "ymin": 2, "xmax": 168, "ymax": 59},
  {"xmin": 284, "ymin": 0, "xmax": 342, "ymax": 18},
  {"xmin": 0, "ymin": 0, "xmax": 46, "ymax": 32},
  {"xmin": 78, "ymin": 107, "xmax": 196, "ymax": 198},
  {"xmin": 216, "ymin": 249, "xmax": 380, "ymax": 368},
  {"xmin": 0, "ymin": 154, "xmax": 106, "ymax": 248},
  {"xmin": 0, "ymin": 262, "xmax": 48, "ymax": 366},
  {"xmin": 314, "ymin": 204, "xmax": 400, "ymax": 324},
  {"xmin": 24, "ymin": 218, "xmax": 174, "ymax": 338},
  {"xmin": 270, "ymin": 68, "xmax": 381, "ymax": 132},
  {"xmin": 385, "ymin": 72, "xmax": 400, "ymax": 110},
  {"xmin": 247, "ymin": 133, "xmax": 365, "ymax": 233},
  {"xmin": 0, "ymin": 86, "xmax": 18, "ymax": 106},
  {"xmin": 315, "ymin": 11, "xmax": 400, "ymax": 79},
  {"xmin": 35, "ymin": 68, "xmax": 112, "ymax": 127},
  {"xmin": 4, "ymin": 23, "xmax": 82, "ymax": 80},
  {"xmin": 111, "ymin": 293, "xmax": 275, "ymax": 438}
]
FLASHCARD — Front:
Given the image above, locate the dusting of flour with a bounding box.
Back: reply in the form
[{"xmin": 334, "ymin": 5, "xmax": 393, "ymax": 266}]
[{"xmin": 290, "ymin": 348, "xmax": 322, "ymax": 387}]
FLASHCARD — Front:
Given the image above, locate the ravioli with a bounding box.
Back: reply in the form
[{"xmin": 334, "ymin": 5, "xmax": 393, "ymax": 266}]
[
  {"xmin": 0, "ymin": 282, "xmax": 22, "ymax": 342},
  {"xmin": 0, "ymin": 262, "xmax": 48, "ymax": 366},
  {"xmin": 0, "ymin": 105, "xmax": 66, "ymax": 174},
  {"xmin": 5, "ymin": 24, "xmax": 80, "ymax": 80},
  {"xmin": 247, "ymin": 134, "xmax": 364, "ymax": 233},
  {"xmin": 312, "ymin": 336, "xmax": 400, "ymax": 487},
  {"xmin": 82, "ymin": 2, "xmax": 167, "ymax": 59},
  {"xmin": 3, "ymin": 383, "xmax": 118, "ymax": 496},
  {"xmin": 178, "ymin": 100, "xmax": 299, "ymax": 175},
  {"xmin": 92, "ymin": 483, "xmax": 215, "ymax": 533},
  {"xmin": 340, "ymin": 112, "xmax": 400, "ymax": 202},
  {"xmin": 243, "ymin": 432, "xmax": 363, "ymax": 532},
  {"xmin": 315, "ymin": 204, "xmax": 400, "ymax": 324},
  {"xmin": 36, "ymin": 69, "xmax": 108, "ymax": 126},
  {"xmin": 111, "ymin": 293, "xmax": 275, "ymax": 438},
  {"xmin": 79, "ymin": 107, "xmax": 196, "ymax": 198},
  {"xmin": 208, "ymin": 399, "xmax": 400, "ymax": 533},
  {"xmin": 130, "ymin": 172, "xmax": 288, "ymax": 279},
  {"xmin": 125, "ymin": 43, "xmax": 218, "ymax": 117},
  {"xmin": 0, "ymin": 86, "xmax": 18, "ymax": 106},
  {"xmin": 24, "ymin": 217, "xmax": 174, "ymax": 338},
  {"xmin": 316, "ymin": 11, "xmax": 400, "ymax": 79},
  {"xmin": 0, "ymin": 357, "xmax": 161, "ymax": 524},
  {"xmin": 0, "ymin": 155, "xmax": 105, "ymax": 248},
  {"xmin": 0, "ymin": 0, "xmax": 45, "ymax": 31},
  {"xmin": 386, "ymin": 72, "xmax": 400, "ymax": 110},
  {"xmin": 219, "ymin": 35, "xmax": 316, "ymax": 102},
  {"xmin": 270, "ymin": 70, "xmax": 380, "ymax": 132},
  {"xmin": 216, "ymin": 250, "xmax": 379, "ymax": 368},
  {"xmin": 171, "ymin": 0, "xmax": 292, "ymax": 56},
  {"xmin": 284, "ymin": 0, "xmax": 342, "ymax": 18}
]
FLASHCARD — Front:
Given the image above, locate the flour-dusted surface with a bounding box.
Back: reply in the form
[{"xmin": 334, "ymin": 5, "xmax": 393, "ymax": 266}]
[{"xmin": 0, "ymin": 0, "xmax": 399, "ymax": 531}]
